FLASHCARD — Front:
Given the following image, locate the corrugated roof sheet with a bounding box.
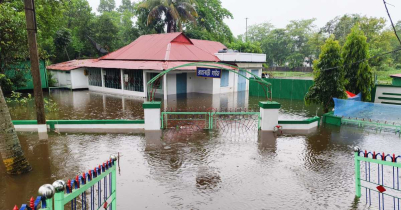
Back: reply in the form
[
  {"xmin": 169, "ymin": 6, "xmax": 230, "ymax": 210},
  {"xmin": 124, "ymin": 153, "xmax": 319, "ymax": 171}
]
[
  {"xmin": 390, "ymin": 74, "xmax": 401, "ymax": 78},
  {"xmin": 85, "ymin": 60, "xmax": 235, "ymax": 71},
  {"xmin": 47, "ymin": 59, "xmax": 97, "ymax": 71},
  {"xmin": 47, "ymin": 33, "xmax": 229, "ymax": 71},
  {"xmin": 100, "ymin": 32, "xmax": 224, "ymax": 62}
]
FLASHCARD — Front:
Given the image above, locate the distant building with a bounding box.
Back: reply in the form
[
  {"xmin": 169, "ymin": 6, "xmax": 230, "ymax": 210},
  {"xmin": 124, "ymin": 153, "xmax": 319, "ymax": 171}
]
[{"xmin": 47, "ymin": 32, "xmax": 266, "ymax": 99}]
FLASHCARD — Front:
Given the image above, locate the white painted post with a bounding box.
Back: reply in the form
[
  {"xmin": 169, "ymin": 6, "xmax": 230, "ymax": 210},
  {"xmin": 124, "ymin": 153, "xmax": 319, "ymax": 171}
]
[
  {"xmin": 143, "ymin": 101, "xmax": 161, "ymax": 130},
  {"xmin": 259, "ymin": 101, "xmax": 281, "ymax": 131},
  {"xmin": 120, "ymin": 69, "xmax": 124, "ymax": 90},
  {"xmin": 163, "ymin": 74, "xmax": 167, "ymax": 100},
  {"xmin": 101, "ymin": 68, "xmax": 105, "ymax": 87},
  {"xmin": 37, "ymin": 124, "xmax": 47, "ymax": 133}
]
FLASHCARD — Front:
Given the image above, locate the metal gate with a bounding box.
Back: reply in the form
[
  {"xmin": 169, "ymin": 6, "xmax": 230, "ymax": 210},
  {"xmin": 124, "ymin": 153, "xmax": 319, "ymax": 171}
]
[{"xmin": 161, "ymin": 109, "xmax": 260, "ymax": 133}]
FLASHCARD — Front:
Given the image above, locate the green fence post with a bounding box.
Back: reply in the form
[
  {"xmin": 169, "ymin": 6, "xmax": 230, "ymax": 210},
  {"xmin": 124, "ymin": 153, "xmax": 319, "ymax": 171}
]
[
  {"xmin": 112, "ymin": 158, "xmax": 117, "ymax": 209},
  {"xmin": 52, "ymin": 180, "xmax": 66, "ymax": 210},
  {"xmin": 354, "ymin": 147, "xmax": 361, "ymax": 198},
  {"xmin": 45, "ymin": 198, "xmax": 53, "ymax": 210},
  {"xmin": 161, "ymin": 113, "xmax": 164, "ymax": 129}
]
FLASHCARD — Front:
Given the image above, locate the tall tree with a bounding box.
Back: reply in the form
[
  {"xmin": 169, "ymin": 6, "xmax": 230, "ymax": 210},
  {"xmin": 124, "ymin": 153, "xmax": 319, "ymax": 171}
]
[
  {"xmin": 0, "ymin": 1, "xmax": 28, "ymax": 74},
  {"xmin": 0, "ymin": 87, "xmax": 32, "ymax": 174},
  {"xmin": 139, "ymin": 0, "xmax": 198, "ymax": 33},
  {"xmin": 286, "ymin": 19, "xmax": 316, "ymax": 68},
  {"xmin": 184, "ymin": 0, "xmax": 233, "ymax": 43},
  {"xmin": 261, "ymin": 29, "xmax": 291, "ymax": 66},
  {"xmin": 321, "ymin": 14, "xmax": 361, "ymax": 45},
  {"xmin": 247, "ymin": 22, "xmax": 274, "ymax": 43},
  {"xmin": 305, "ymin": 37, "xmax": 347, "ymax": 113},
  {"xmin": 98, "ymin": 0, "xmax": 116, "ymax": 13},
  {"xmin": 92, "ymin": 12, "xmax": 120, "ymax": 52},
  {"xmin": 118, "ymin": 0, "xmax": 134, "ymax": 12},
  {"xmin": 342, "ymin": 25, "xmax": 373, "ymax": 101}
]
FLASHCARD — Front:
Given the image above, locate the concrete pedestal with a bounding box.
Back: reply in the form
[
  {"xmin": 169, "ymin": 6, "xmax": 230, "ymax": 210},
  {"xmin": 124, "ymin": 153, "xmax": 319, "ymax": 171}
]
[
  {"xmin": 143, "ymin": 101, "xmax": 161, "ymax": 130},
  {"xmin": 259, "ymin": 101, "xmax": 281, "ymax": 131}
]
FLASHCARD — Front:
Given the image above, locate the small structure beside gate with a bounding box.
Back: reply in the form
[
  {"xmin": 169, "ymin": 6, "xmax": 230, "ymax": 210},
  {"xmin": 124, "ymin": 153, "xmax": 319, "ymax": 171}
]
[{"xmin": 12, "ymin": 155, "xmax": 117, "ymax": 210}]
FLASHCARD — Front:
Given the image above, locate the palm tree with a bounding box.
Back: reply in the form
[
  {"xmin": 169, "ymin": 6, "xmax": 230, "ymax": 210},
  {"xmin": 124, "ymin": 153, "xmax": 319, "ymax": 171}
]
[
  {"xmin": 140, "ymin": 0, "xmax": 198, "ymax": 33},
  {"xmin": 0, "ymin": 87, "xmax": 32, "ymax": 174}
]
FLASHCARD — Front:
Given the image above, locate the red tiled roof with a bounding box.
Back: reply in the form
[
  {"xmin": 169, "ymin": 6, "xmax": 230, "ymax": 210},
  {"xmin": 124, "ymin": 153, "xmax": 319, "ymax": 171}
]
[
  {"xmin": 47, "ymin": 33, "xmax": 228, "ymax": 71},
  {"xmin": 100, "ymin": 32, "xmax": 224, "ymax": 62},
  {"xmin": 47, "ymin": 59, "xmax": 97, "ymax": 71},
  {"xmin": 390, "ymin": 74, "xmax": 401, "ymax": 78},
  {"xmin": 85, "ymin": 60, "xmax": 235, "ymax": 71}
]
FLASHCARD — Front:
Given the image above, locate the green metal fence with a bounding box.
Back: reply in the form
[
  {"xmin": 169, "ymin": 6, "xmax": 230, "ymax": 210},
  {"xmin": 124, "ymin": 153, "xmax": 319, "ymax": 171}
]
[
  {"xmin": 249, "ymin": 78, "xmax": 313, "ymax": 100},
  {"xmin": 13, "ymin": 155, "xmax": 117, "ymax": 210},
  {"xmin": 4, "ymin": 60, "xmax": 48, "ymax": 90},
  {"xmin": 354, "ymin": 147, "xmax": 401, "ymax": 209}
]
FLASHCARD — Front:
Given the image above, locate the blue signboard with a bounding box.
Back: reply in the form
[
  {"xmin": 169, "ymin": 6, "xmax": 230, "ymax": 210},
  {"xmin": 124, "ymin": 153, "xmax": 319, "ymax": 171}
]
[{"xmin": 196, "ymin": 67, "xmax": 222, "ymax": 78}]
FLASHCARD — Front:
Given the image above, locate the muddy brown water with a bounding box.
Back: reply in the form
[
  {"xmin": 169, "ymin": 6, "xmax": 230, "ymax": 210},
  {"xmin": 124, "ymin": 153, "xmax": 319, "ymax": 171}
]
[{"xmin": 1, "ymin": 90, "xmax": 401, "ymax": 209}]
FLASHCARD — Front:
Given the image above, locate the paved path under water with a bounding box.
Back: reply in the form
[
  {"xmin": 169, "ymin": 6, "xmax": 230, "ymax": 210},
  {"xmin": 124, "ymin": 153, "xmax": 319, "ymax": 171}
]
[{"xmin": 2, "ymin": 90, "xmax": 400, "ymax": 209}]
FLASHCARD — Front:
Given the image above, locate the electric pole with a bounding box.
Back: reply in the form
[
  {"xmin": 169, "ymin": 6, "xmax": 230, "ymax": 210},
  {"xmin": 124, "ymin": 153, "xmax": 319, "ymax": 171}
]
[
  {"xmin": 24, "ymin": 0, "xmax": 46, "ymax": 124},
  {"xmin": 246, "ymin": 17, "xmax": 248, "ymax": 42}
]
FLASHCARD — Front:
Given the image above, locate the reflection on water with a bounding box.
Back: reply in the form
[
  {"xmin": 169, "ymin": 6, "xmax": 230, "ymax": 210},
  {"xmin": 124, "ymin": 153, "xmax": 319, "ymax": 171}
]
[
  {"xmin": 3, "ymin": 90, "xmax": 398, "ymax": 209},
  {"xmin": 7, "ymin": 90, "xmax": 322, "ymax": 120}
]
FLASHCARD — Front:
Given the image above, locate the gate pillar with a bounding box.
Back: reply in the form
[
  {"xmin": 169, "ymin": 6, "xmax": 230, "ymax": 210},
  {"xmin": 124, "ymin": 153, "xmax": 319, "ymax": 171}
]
[
  {"xmin": 259, "ymin": 101, "xmax": 281, "ymax": 131},
  {"xmin": 143, "ymin": 101, "xmax": 161, "ymax": 130}
]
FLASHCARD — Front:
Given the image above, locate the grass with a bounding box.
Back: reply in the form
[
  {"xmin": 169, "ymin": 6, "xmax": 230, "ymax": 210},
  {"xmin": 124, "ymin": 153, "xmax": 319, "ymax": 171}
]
[
  {"xmin": 374, "ymin": 69, "xmax": 400, "ymax": 85},
  {"xmin": 265, "ymin": 68, "xmax": 401, "ymax": 84},
  {"xmin": 266, "ymin": 71, "xmax": 313, "ymax": 79}
]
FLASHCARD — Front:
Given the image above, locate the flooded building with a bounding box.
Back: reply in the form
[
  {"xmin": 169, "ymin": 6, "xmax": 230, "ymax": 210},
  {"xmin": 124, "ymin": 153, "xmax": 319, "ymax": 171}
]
[{"xmin": 47, "ymin": 32, "xmax": 266, "ymax": 99}]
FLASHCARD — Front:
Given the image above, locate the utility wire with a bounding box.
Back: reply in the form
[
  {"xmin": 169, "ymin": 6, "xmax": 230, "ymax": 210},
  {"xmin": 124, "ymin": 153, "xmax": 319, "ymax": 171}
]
[
  {"xmin": 318, "ymin": 1, "xmax": 401, "ymax": 72},
  {"xmin": 321, "ymin": 47, "xmax": 401, "ymax": 72},
  {"xmin": 383, "ymin": 0, "xmax": 401, "ymax": 46}
]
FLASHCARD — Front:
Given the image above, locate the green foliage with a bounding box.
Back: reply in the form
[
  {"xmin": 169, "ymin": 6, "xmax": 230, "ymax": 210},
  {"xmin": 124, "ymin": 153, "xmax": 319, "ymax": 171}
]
[
  {"xmin": 5, "ymin": 91, "xmax": 58, "ymax": 112},
  {"xmin": 184, "ymin": 0, "xmax": 233, "ymax": 43},
  {"xmin": 0, "ymin": 1, "xmax": 28, "ymax": 74},
  {"xmin": 305, "ymin": 37, "xmax": 347, "ymax": 112},
  {"xmin": 139, "ymin": 0, "xmax": 198, "ymax": 33},
  {"xmin": 226, "ymin": 41, "xmax": 262, "ymax": 53},
  {"xmin": 47, "ymin": 71, "xmax": 57, "ymax": 87},
  {"xmin": 261, "ymin": 29, "xmax": 291, "ymax": 66},
  {"xmin": 342, "ymin": 25, "xmax": 373, "ymax": 101},
  {"xmin": 92, "ymin": 12, "xmax": 120, "ymax": 52},
  {"xmin": 98, "ymin": 0, "xmax": 116, "ymax": 13},
  {"xmin": 0, "ymin": 74, "xmax": 13, "ymax": 93}
]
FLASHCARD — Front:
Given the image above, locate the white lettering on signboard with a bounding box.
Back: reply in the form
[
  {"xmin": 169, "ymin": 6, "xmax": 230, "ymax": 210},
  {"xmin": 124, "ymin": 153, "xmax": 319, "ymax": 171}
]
[{"xmin": 211, "ymin": 70, "xmax": 220, "ymax": 77}]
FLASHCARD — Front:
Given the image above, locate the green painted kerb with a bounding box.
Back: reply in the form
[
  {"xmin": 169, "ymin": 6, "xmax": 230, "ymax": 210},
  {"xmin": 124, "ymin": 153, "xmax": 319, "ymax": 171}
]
[
  {"xmin": 259, "ymin": 101, "xmax": 281, "ymax": 109},
  {"xmin": 143, "ymin": 101, "xmax": 161, "ymax": 109},
  {"xmin": 322, "ymin": 111, "xmax": 342, "ymax": 126},
  {"xmin": 278, "ymin": 116, "xmax": 320, "ymax": 124}
]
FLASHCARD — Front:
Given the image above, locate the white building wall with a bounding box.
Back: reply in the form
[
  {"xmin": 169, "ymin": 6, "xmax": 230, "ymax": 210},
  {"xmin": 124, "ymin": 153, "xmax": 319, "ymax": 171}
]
[
  {"xmin": 375, "ymin": 86, "xmax": 401, "ymax": 103},
  {"xmin": 70, "ymin": 69, "xmax": 89, "ymax": 89},
  {"xmin": 50, "ymin": 70, "xmax": 72, "ymax": 88},
  {"xmin": 187, "ymin": 73, "xmax": 213, "ymax": 94},
  {"xmin": 167, "ymin": 73, "xmax": 177, "ymax": 94}
]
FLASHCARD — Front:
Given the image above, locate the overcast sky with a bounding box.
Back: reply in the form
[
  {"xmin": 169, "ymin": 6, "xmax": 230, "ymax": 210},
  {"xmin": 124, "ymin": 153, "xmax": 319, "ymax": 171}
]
[{"xmin": 87, "ymin": 0, "xmax": 401, "ymax": 36}]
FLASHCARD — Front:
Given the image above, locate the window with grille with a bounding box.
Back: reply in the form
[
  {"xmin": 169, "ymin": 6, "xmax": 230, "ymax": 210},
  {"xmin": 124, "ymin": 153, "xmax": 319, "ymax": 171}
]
[
  {"xmin": 150, "ymin": 73, "xmax": 162, "ymax": 89},
  {"xmin": 88, "ymin": 68, "xmax": 102, "ymax": 87},
  {"xmin": 104, "ymin": 69, "xmax": 121, "ymax": 89},
  {"xmin": 123, "ymin": 70, "xmax": 144, "ymax": 92}
]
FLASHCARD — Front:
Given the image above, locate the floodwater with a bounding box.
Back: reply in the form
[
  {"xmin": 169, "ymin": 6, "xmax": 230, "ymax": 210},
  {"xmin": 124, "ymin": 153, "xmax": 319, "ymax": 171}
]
[{"xmin": 1, "ymin": 90, "xmax": 401, "ymax": 209}]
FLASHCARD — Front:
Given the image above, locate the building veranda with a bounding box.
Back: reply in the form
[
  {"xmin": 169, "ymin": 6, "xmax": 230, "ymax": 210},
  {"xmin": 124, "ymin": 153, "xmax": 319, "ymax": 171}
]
[{"xmin": 47, "ymin": 32, "xmax": 266, "ymax": 100}]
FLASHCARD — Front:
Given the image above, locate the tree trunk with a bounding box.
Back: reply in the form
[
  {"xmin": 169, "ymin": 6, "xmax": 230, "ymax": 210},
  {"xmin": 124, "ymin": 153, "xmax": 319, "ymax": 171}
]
[
  {"xmin": 24, "ymin": 0, "xmax": 46, "ymax": 124},
  {"xmin": 0, "ymin": 87, "xmax": 32, "ymax": 174}
]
